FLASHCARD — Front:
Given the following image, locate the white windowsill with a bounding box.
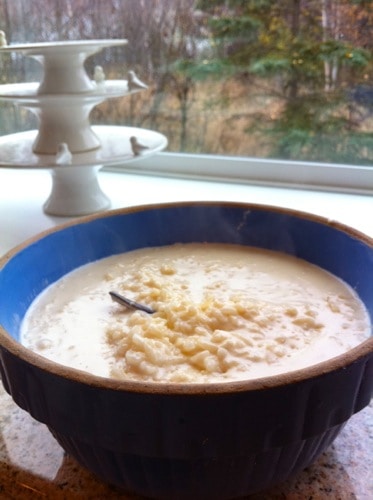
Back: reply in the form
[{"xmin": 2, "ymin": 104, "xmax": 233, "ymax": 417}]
[
  {"xmin": 108, "ymin": 152, "xmax": 373, "ymax": 195},
  {"xmin": 0, "ymin": 163, "xmax": 372, "ymax": 257}
]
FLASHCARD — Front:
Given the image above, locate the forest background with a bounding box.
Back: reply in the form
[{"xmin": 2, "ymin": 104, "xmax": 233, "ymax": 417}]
[{"xmin": 0, "ymin": 0, "xmax": 372, "ymax": 166}]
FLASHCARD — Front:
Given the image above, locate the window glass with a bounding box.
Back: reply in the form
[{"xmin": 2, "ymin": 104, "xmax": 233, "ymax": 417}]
[{"xmin": 0, "ymin": 0, "xmax": 372, "ymax": 166}]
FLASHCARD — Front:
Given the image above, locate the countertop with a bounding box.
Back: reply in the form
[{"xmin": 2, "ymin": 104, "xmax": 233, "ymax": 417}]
[{"xmin": 0, "ymin": 167, "xmax": 372, "ymax": 499}]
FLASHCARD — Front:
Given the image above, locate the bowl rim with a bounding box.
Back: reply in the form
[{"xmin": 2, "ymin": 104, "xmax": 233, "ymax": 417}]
[{"xmin": 1, "ymin": 200, "xmax": 372, "ymax": 395}]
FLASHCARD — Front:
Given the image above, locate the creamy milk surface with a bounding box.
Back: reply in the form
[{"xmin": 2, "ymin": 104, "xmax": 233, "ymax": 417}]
[{"xmin": 21, "ymin": 243, "xmax": 371, "ymax": 382}]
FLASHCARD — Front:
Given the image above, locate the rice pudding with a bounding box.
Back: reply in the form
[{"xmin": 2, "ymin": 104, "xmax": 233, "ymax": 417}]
[{"xmin": 21, "ymin": 243, "xmax": 371, "ymax": 383}]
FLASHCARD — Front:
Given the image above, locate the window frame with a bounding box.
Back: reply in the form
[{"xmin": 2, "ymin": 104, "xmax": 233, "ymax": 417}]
[{"xmin": 107, "ymin": 152, "xmax": 373, "ymax": 195}]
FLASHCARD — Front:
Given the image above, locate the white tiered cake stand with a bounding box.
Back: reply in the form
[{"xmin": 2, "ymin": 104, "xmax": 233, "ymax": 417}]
[{"xmin": 0, "ymin": 40, "xmax": 167, "ymax": 216}]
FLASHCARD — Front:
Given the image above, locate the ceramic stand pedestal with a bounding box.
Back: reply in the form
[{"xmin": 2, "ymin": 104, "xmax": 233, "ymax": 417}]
[{"xmin": 0, "ymin": 40, "xmax": 167, "ymax": 216}]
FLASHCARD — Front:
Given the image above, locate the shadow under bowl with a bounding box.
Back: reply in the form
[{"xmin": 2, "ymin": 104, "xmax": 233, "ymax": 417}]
[{"xmin": 0, "ymin": 202, "xmax": 372, "ymax": 500}]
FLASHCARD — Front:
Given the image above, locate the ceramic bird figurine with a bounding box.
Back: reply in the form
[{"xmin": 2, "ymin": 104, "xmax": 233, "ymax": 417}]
[
  {"xmin": 55, "ymin": 143, "xmax": 73, "ymax": 165},
  {"xmin": 94, "ymin": 65, "xmax": 106, "ymax": 86},
  {"xmin": 127, "ymin": 70, "xmax": 148, "ymax": 91},
  {"xmin": 130, "ymin": 136, "xmax": 149, "ymax": 156},
  {"xmin": 0, "ymin": 31, "xmax": 7, "ymax": 47}
]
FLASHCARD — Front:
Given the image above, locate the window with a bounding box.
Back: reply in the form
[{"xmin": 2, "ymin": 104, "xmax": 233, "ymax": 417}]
[{"xmin": 0, "ymin": 0, "xmax": 372, "ymax": 192}]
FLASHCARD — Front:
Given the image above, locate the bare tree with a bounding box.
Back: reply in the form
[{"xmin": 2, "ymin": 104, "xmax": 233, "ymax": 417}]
[{"xmin": 321, "ymin": 0, "xmax": 341, "ymax": 91}]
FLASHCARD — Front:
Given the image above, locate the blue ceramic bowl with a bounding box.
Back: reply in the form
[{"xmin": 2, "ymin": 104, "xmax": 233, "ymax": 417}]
[{"xmin": 0, "ymin": 202, "xmax": 372, "ymax": 500}]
